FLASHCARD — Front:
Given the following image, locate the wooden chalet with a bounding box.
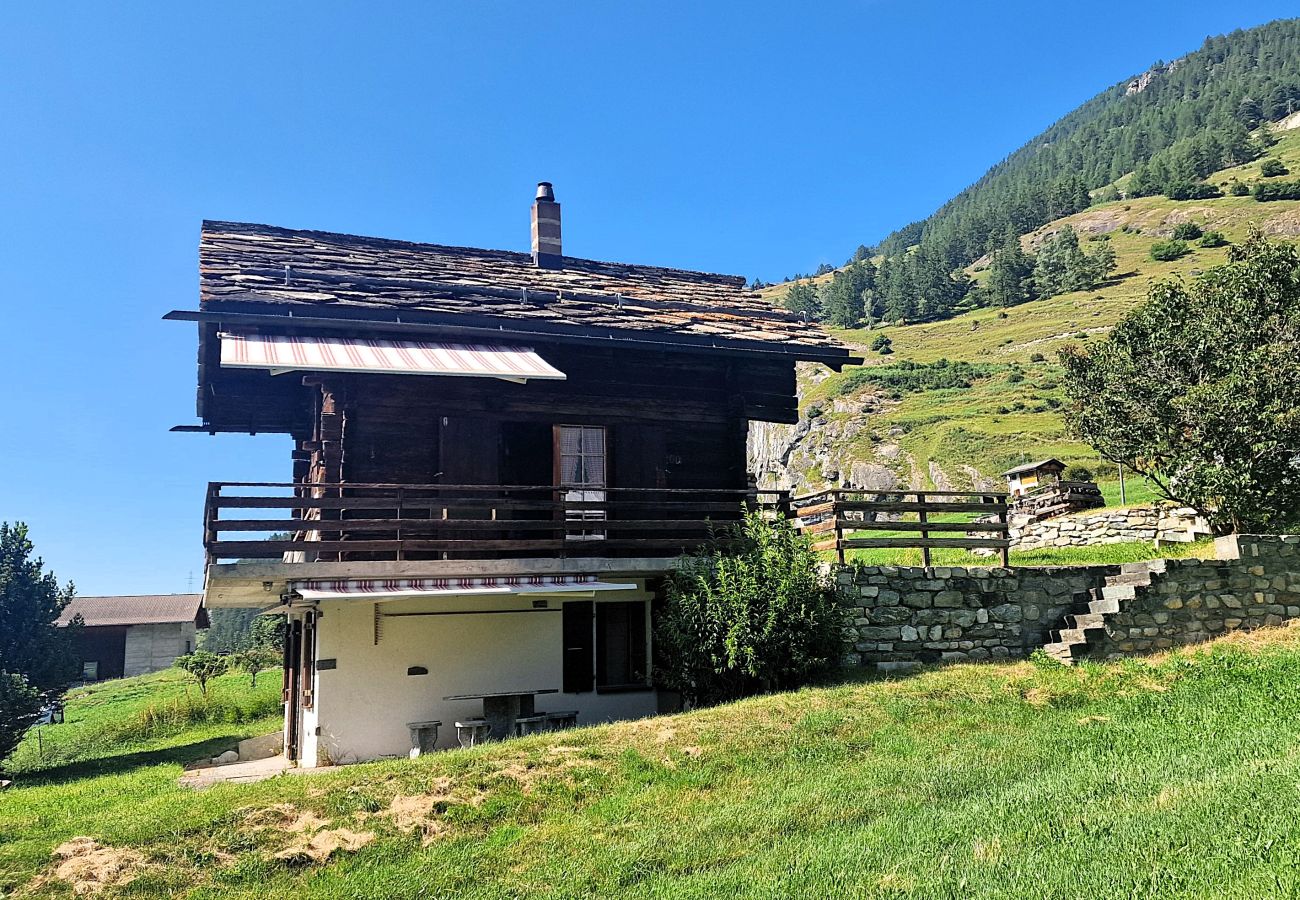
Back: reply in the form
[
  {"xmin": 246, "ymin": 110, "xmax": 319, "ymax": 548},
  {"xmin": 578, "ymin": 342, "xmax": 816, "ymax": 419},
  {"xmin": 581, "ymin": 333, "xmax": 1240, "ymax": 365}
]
[{"xmin": 169, "ymin": 183, "xmax": 855, "ymax": 764}]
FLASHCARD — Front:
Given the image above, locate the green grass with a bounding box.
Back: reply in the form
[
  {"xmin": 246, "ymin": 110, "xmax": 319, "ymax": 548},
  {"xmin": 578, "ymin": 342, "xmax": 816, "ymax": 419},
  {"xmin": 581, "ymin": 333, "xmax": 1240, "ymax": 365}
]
[
  {"xmin": 6, "ymin": 628, "xmax": 1300, "ymax": 897},
  {"xmin": 840, "ymin": 538, "xmax": 1212, "ymax": 568},
  {"xmin": 7, "ymin": 667, "xmax": 283, "ymax": 775}
]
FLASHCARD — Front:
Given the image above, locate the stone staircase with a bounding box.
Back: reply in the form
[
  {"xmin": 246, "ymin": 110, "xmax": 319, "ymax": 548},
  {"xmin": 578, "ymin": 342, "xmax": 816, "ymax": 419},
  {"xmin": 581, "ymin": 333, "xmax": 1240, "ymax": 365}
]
[{"xmin": 1040, "ymin": 562, "xmax": 1164, "ymax": 664}]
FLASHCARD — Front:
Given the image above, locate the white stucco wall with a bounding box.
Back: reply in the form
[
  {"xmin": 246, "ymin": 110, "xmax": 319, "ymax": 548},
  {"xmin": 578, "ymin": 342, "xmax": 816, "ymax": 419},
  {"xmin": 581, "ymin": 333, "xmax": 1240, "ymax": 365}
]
[
  {"xmin": 123, "ymin": 622, "xmax": 197, "ymax": 677},
  {"xmin": 301, "ymin": 585, "xmax": 658, "ymax": 766}
]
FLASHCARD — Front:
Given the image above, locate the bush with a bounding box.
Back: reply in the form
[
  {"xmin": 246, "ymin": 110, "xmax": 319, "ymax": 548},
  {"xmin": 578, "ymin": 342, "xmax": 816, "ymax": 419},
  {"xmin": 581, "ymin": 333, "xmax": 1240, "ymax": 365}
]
[
  {"xmin": 1029, "ymin": 352, "xmax": 1046, "ymax": 362},
  {"xmin": 869, "ymin": 334, "xmax": 892, "ymax": 353},
  {"xmin": 1166, "ymin": 181, "xmax": 1222, "ymax": 201},
  {"xmin": 1150, "ymin": 239, "xmax": 1192, "ymax": 262},
  {"xmin": 1064, "ymin": 465, "xmax": 1094, "ymax": 482},
  {"xmin": 1007, "ymin": 371, "xmax": 1025, "ymax": 383},
  {"xmin": 1252, "ymin": 180, "xmax": 1300, "ymax": 202},
  {"xmin": 1198, "ymin": 231, "xmax": 1229, "ymax": 248},
  {"xmin": 655, "ymin": 513, "xmax": 845, "ymax": 707},
  {"xmin": 1229, "ymin": 179, "xmax": 1251, "ymax": 196},
  {"xmin": 1260, "ymin": 158, "xmax": 1289, "ymax": 177},
  {"xmin": 834, "ymin": 359, "xmax": 994, "ymax": 396},
  {"xmin": 1172, "ymin": 222, "xmax": 1203, "ymax": 240}
]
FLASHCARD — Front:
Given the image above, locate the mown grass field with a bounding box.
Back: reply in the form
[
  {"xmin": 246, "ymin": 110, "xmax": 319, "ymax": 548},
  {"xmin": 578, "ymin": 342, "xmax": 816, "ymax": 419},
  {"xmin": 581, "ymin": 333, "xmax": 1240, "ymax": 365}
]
[
  {"xmin": 6, "ymin": 628, "xmax": 1300, "ymax": 898},
  {"xmin": 769, "ymin": 128, "xmax": 1300, "ymax": 492}
]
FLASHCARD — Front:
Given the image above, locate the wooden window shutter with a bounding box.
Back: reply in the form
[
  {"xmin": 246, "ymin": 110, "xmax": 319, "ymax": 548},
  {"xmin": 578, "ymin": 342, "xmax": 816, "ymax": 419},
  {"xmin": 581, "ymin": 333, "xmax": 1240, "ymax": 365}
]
[{"xmin": 562, "ymin": 601, "xmax": 595, "ymax": 694}]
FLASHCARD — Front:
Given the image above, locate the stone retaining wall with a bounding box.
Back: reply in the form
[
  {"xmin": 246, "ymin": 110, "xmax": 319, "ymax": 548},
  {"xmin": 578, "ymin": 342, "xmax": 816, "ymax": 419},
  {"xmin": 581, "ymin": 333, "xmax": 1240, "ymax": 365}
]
[
  {"xmin": 1010, "ymin": 504, "xmax": 1210, "ymax": 551},
  {"xmin": 837, "ymin": 565, "xmax": 1108, "ymax": 672},
  {"xmin": 838, "ymin": 535, "xmax": 1300, "ymax": 671},
  {"xmin": 1089, "ymin": 534, "xmax": 1300, "ymax": 658}
]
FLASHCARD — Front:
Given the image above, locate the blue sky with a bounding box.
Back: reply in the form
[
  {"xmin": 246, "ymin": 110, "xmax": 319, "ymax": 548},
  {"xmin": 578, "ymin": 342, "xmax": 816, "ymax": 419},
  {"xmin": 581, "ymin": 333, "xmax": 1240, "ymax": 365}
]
[{"xmin": 1, "ymin": 1, "xmax": 1292, "ymax": 594}]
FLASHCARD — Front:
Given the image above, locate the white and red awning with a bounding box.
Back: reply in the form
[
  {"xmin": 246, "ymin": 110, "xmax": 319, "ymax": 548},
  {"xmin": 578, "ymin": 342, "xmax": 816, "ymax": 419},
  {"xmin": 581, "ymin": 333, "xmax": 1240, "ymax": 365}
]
[
  {"xmin": 292, "ymin": 574, "xmax": 636, "ymax": 601},
  {"xmin": 219, "ymin": 331, "xmax": 566, "ymax": 383}
]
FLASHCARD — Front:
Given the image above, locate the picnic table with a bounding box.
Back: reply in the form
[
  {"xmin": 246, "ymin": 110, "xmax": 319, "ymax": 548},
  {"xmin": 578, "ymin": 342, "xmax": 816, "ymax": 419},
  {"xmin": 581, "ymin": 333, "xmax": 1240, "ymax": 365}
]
[{"xmin": 443, "ymin": 689, "xmax": 558, "ymax": 739}]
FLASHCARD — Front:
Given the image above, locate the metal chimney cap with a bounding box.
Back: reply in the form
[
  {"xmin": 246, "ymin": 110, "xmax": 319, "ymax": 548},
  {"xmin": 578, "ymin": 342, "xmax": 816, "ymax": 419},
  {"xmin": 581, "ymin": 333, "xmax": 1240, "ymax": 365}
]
[{"xmin": 535, "ymin": 182, "xmax": 555, "ymax": 202}]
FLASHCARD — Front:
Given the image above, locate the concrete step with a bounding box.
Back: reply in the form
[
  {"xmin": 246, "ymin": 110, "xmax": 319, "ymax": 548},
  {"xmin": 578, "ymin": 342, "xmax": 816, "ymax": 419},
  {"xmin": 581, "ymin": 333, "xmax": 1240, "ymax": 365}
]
[
  {"xmin": 1121, "ymin": 560, "xmax": 1167, "ymax": 576},
  {"xmin": 1040, "ymin": 641, "xmax": 1085, "ymax": 665},
  {"xmin": 1066, "ymin": 612, "xmax": 1107, "ymax": 630},
  {"xmin": 1101, "ymin": 584, "xmax": 1140, "ymax": 601},
  {"xmin": 1089, "ymin": 597, "xmax": 1121, "ymax": 615},
  {"xmin": 1106, "ymin": 571, "xmax": 1155, "ymax": 587}
]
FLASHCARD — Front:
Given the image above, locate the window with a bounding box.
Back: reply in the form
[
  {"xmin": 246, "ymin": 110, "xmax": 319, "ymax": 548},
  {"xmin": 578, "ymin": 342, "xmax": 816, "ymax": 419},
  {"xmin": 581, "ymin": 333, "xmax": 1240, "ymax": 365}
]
[
  {"xmin": 596, "ymin": 601, "xmax": 648, "ymax": 691},
  {"xmin": 555, "ymin": 425, "xmax": 606, "ymax": 540},
  {"xmin": 82, "ymin": 661, "xmax": 99, "ymax": 681},
  {"xmin": 561, "ymin": 600, "xmax": 650, "ymax": 694}
]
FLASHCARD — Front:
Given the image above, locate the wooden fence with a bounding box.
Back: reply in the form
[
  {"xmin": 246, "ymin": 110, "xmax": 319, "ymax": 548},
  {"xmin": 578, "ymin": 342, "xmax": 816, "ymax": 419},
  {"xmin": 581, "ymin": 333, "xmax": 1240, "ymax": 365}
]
[{"xmin": 791, "ymin": 489, "xmax": 1011, "ymax": 566}]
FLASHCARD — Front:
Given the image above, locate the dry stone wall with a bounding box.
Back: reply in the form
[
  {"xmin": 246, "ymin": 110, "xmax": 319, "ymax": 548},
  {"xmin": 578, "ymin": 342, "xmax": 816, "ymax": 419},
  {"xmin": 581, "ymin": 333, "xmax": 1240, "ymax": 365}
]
[
  {"xmin": 1089, "ymin": 535, "xmax": 1300, "ymax": 658},
  {"xmin": 838, "ymin": 535, "xmax": 1300, "ymax": 672},
  {"xmin": 1010, "ymin": 504, "xmax": 1210, "ymax": 551},
  {"xmin": 837, "ymin": 564, "xmax": 1109, "ymax": 672}
]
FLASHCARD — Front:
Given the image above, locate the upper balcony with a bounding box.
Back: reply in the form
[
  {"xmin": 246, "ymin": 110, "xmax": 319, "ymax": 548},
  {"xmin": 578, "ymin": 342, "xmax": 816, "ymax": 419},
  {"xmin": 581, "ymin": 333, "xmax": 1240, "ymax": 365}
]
[{"xmin": 204, "ymin": 482, "xmax": 788, "ymax": 565}]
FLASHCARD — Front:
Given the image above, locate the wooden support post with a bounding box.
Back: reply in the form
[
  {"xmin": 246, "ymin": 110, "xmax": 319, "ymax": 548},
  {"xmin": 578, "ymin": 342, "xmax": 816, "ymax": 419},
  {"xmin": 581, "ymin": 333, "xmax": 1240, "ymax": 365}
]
[
  {"xmin": 917, "ymin": 491, "xmax": 931, "ymax": 567},
  {"xmin": 999, "ymin": 502, "xmax": 1010, "ymax": 567},
  {"xmin": 834, "ymin": 492, "xmax": 845, "ymax": 566}
]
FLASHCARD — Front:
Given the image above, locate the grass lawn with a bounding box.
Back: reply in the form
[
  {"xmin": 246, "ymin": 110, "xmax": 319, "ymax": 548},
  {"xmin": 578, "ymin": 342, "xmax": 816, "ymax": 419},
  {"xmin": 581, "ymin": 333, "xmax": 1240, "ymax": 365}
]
[
  {"xmin": 6, "ymin": 627, "xmax": 1300, "ymax": 897},
  {"xmin": 839, "ymin": 538, "xmax": 1213, "ymax": 568}
]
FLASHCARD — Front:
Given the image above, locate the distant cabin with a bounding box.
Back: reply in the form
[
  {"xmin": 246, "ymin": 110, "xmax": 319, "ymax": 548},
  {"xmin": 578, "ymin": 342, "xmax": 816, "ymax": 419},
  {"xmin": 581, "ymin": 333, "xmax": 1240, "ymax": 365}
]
[
  {"xmin": 57, "ymin": 594, "xmax": 208, "ymax": 681},
  {"xmin": 1001, "ymin": 459, "xmax": 1067, "ymax": 498}
]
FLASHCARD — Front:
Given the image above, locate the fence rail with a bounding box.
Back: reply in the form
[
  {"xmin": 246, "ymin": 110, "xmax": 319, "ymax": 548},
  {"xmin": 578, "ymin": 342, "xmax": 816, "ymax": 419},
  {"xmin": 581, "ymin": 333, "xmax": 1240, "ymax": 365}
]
[
  {"xmin": 791, "ymin": 488, "xmax": 1011, "ymax": 566},
  {"xmin": 205, "ymin": 482, "xmax": 788, "ymax": 562}
]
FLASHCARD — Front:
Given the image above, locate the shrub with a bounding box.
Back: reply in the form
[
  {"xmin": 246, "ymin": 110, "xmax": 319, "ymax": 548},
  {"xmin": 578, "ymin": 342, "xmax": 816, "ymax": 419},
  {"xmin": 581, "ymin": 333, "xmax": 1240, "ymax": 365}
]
[
  {"xmin": 834, "ymin": 359, "xmax": 994, "ymax": 396},
  {"xmin": 655, "ymin": 513, "xmax": 844, "ymax": 707},
  {"xmin": 1064, "ymin": 465, "xmax": 1094, "ymax": 482},
  {"xmin": 1166, "ymin": 181, "xmax": 1222, "ymax": 201},
  {"xmin": 1029, "ymin": 352, "xmax": 1046, "ymax": 362},
  {"xmin": 1260, "ymin": 158, "xmax": 1289, "ymax": 177},
  {"xmin": 1007, "ymin": 371, "xmax": 1025, "ymax": 383},
  {"xmin": 1150, "ymin": 239, "xmax": 1191, "ymax": 262},
  {"xmin": 1252, "ymin": 180, "xmax": 1300, "ymax": 201},
  {"xmin": 1229, "ymin": 180, "xmax": 1251, "ymax": 196},
  {"xmin": 1172, "ymin": 222, "xmax": 1203, "ymax": 241},
  {"xmin": 1198, "ymin": 231, "xmax": 1229, "ymax": 248},
  {"xmin": 805, "ymin": 404, "xmax": 823, "ymax": 420},
  {"xmin": 868, "ymin": 334, "xmax": 892, "ymax": 352}
]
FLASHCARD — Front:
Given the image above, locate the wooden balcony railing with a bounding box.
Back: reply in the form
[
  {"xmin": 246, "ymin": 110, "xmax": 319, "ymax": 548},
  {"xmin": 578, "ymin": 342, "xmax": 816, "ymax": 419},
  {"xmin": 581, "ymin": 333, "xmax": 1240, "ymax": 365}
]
[
  {"xmin": 204, "ymin": 482, "xmax": 789, "ymax": 563},
  {"xmin": 792, "ymin": 488, "xmax": 1011, "ymax": 566}
]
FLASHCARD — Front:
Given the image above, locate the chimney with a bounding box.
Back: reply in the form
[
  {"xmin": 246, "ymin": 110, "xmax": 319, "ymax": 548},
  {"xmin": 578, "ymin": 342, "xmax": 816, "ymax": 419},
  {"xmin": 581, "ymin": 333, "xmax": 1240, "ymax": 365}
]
[{"xmin": 531, "ymin": 182, "xmax": 562, "ymax": 268}]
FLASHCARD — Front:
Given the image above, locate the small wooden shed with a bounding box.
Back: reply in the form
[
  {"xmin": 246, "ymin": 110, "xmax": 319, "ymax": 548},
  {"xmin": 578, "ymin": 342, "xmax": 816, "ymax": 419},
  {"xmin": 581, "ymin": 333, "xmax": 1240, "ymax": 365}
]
[
  {"xmin": 57, "ymin": 594, "xmax": 208, "ymax": 680},
  {"xmin": 1001, "ymin": 459, "xmax": 1066, "ymax": 498}
]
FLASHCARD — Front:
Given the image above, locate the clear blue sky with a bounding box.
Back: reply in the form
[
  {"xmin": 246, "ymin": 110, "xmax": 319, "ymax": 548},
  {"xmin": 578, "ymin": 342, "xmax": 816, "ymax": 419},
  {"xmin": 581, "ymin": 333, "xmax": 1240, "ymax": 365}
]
[{"xmin": 1, "ymin": 2, "xmax": 1292, "ymax": 594}]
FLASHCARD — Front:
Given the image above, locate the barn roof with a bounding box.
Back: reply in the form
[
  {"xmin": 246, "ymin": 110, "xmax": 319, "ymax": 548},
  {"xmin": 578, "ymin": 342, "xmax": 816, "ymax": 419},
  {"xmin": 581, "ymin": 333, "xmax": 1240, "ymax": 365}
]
[
  {"xmin": 195, "ymin": 221, "xmax": 847, "ymax": 360},
  {"xmin": 57, "ymin": 594, "xmax": 207, "ymax": 628},
  {"xmin": 1001, "ymin": 458, "xmax": 1066, "ymax": 477}
]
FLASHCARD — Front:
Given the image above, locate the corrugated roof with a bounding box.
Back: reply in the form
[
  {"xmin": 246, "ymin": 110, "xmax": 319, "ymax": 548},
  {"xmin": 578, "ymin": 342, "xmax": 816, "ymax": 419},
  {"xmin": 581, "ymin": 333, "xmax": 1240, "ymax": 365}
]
[
  {"xmin": 198, "ymin": 221, "xmax": 845, "ymax": 355},
  {"xmin": 57, "ymin": 594, "xmax": 206, "ymax": 628}
]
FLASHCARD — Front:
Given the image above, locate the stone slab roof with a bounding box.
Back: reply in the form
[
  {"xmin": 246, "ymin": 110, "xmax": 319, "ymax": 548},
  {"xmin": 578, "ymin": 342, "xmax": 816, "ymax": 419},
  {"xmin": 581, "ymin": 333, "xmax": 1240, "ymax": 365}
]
[{"xmin": 199, "ymin": 221, "xmax": 844, "ymax": 356}]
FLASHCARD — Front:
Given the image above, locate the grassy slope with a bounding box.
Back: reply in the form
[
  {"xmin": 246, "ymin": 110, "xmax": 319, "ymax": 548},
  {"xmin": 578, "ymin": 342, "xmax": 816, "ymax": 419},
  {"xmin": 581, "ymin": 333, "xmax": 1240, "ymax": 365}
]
[
  {"xmin": 774, "ymin": 129, "xmax": 1300, "ymax": 493},
  {"xmin": 7, "ymin": 628, "xmax": 1300, "ymax": 897}
]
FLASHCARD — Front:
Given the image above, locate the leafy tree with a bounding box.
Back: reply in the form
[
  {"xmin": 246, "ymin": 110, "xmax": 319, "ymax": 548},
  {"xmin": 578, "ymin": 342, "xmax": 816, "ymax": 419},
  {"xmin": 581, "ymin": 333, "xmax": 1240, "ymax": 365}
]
[
  {"xmin": 231, "ymin": 647, "xmax": 279, "ymax": 688},
  {"xmin": 1172, "ymin": 222, "xmax": 1203, "ymax": 240},
  {"xmin": 1260, "ymin": 158, "xmax": 1289, "ymax": 177},
  {"xmin": 175, "ymin": 650, "xmax": 229, "ymax": 697},
  {"xmin": 1150, "ymin": 239, "xmax": 1191, "ymax": 261},
  {"xmin": 654, "ymin": 512, "xmax": 845, "ymax": 707},
  {"xmin": 1060, "ymin": 231, "xmax": 1300, "ymax": 532}
]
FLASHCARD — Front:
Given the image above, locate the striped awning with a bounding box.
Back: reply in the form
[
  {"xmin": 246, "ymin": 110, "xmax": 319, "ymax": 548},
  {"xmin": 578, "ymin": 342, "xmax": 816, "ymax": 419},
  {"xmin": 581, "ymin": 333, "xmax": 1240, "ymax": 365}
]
[
  {"xmin": 219, "ymin": 331, "xmax": 566, "ymax": 383},
  {"xmin": 293, "ymin": 574, "xmax": 636, "ymax": 601}
]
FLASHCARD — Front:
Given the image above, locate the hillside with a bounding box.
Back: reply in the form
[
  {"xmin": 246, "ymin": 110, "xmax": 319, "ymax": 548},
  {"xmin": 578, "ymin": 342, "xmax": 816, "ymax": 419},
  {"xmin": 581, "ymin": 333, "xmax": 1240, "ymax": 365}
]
[
  {"xmin": 5, "ymin": 629, "xmax": 1300, "ymax": 897},
  {"xmin": 751, "ymin": 108, "xmax": 1300, "ymax": 497}
]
